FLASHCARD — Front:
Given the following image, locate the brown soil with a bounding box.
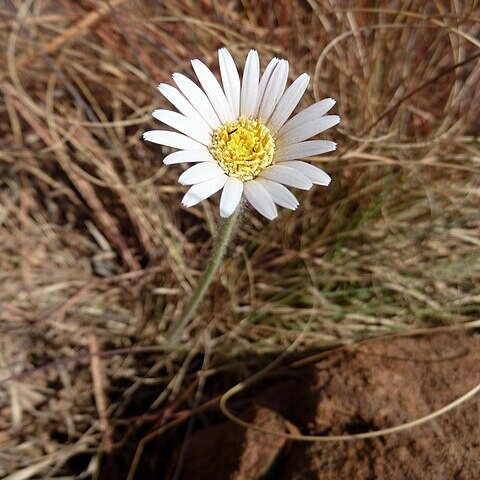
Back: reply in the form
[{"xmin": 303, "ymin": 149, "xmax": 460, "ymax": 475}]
[{"xmin": 166, "ymin": 332, "xmax": 480, "ymax": 479}]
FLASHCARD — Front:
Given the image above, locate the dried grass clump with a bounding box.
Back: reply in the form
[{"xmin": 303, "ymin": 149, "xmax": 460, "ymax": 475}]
[{"xmin": 0, "ymin": 0, "xmax": 479, "ymax": 477}]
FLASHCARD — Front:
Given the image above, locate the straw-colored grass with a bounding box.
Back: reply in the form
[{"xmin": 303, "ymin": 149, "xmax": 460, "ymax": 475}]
[{"xmin": 0, "ymin": 0, "xmax": 479, "ymax": 477}]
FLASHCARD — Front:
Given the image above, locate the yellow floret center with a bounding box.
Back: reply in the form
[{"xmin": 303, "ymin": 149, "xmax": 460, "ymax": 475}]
[{"xmin": 209, "ymin": 117, "xmax": 275, "ymax": 181}]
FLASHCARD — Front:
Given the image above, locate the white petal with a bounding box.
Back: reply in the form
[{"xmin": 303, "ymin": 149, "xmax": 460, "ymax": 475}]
[
  {"xmin": 219, "ymin": 177, "xmax": 243, "ymax": 218},
  {"xmin": 267, "ymin": 73, "xmax": 310, "ymax": 135},
  {"xmin": 192, "ymin": 59, "xmax": 233, "ymax": 123},
  {"xmin": 219, "ymin": 48, "xmax": 241, "ymax": 119},
  {"xmin": 282, "ymin": 161, "xmax": 331, "ymax": 186},
  {"xmin": 143, "ymin": 130, "xmax": 205, "ymax": 150},
  {"xmin": 163, "ymin": 150, "xmax": 214, "ymax": 165},
  {"xmin": 158, "ymin": 83, "xmax": 212, "ymax": 133},
  {"xmin": 244, "ymin": 180, "xmax": 277, "ymax": 220},
  {"xmin": 182, "ymin": 175, "xmax": 227, "ymax": 207},
  {"xmin": 274, "ymin": 140, "xmax": 336, "ymax": 162},
  {"xmin": 277, "ymin": 98, "xmax": 338, "ymax": 144},
  {"xmin": 256, "ymin": 178, "xmax": 298, "ymax": 210},
  {"xmin": 258, "ymin": 60, "xmax": 289, "ymax": 124},
  {"xmin": 152, "ymin": 110, "xmax": 212, "ymax": 145},
  {"xmin": 178, "ymin": 162, "xmax": 225, "ymax": 185},
  {"xmin": 278, "ymin": 115, "xmax": 340, "ymax": 145},
  {"xmin": 259, "ymin": 164, "xmax": 312, "ymax": 190},
  {"xmin": 255, "ymin": 57, "xmax": 279, "ymax": 114},
  {"xmin": 172, "ymin": 73, "xmax": 221, "ymax": 129},
  {"xmin": 240, "ymin": 50, "xmax": 260, "ymax": 118}
]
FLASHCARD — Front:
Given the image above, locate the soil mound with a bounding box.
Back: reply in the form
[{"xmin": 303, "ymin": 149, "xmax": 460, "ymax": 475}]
[{"xmin": 167, "ymin": 332, "xmax": 480, "ymax": 479}]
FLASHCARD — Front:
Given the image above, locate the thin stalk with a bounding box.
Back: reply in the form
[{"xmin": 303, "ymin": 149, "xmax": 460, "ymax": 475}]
[{"xmin": 167, "ymin": 205, "xmax": 242, "ymax": 345}]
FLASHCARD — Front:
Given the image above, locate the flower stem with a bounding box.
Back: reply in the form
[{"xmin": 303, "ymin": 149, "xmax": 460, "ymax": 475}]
[{"xmin": 167, "ymin": 205, "xmax": 242, "ymax": 346}]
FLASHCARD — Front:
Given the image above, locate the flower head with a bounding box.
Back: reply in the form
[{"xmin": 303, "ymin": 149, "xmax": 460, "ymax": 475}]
[{"xmin": 144, "ymin": 48, "xmax": 340, "ymax": 220}]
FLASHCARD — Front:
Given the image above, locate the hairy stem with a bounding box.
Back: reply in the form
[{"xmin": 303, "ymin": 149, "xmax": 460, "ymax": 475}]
[{"xmin": 166, "ymin": 205, "xmax": 242, "ymax": 345}]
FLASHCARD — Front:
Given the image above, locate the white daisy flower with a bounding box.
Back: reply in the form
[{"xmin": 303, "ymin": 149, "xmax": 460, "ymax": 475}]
[{"xmin": 144, "ymin": 48, "xmax": 340, "ymax": 220}]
